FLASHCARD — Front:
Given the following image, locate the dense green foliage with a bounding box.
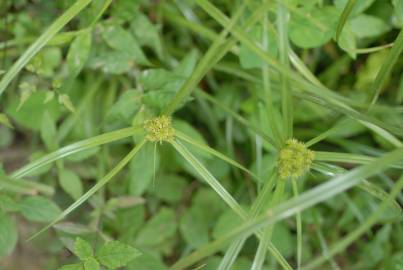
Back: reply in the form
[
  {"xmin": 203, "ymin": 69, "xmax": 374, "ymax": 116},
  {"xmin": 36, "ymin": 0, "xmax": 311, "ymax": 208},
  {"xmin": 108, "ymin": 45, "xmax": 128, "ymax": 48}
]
[{"xmin": 0, "ymin": 0, "xmax": 402, "ymax": 269}]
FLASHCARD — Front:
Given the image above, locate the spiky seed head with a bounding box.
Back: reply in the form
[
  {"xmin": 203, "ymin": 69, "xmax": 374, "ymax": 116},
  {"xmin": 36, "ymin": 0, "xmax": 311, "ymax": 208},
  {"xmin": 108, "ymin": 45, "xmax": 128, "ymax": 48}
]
[
  {"xmin": 144, "ymin": 115, "xmax": 175, "ymax": 143},
  {"xmin": 277, "ymin": 139, "xmax": 314, "ymax": 179}
]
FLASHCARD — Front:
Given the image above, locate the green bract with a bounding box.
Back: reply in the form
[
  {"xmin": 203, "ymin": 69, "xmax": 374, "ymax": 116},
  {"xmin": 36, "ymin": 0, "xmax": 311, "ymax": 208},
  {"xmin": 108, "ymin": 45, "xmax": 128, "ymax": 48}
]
[{"xmin": 277, "ymin": 139, "xmax": 315, "ymax": 179}]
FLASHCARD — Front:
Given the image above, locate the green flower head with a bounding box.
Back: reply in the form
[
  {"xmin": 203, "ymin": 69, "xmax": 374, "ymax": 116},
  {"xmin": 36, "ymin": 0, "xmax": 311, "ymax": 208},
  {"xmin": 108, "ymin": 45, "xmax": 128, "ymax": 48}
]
[
  {"xmin": 144, "ymin": 115, "xmax": 175, "ymax": 143},
  {"xmin": 278, "ymin": 139, "xmax": 314, "ymax": 179}
]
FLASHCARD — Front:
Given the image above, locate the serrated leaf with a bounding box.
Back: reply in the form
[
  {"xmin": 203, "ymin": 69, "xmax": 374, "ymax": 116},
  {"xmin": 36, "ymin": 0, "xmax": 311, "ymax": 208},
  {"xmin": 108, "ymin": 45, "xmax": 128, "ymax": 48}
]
[
  {"xmin": 67, "ymin": 30, "xmax": 92, "ymax": 77},
  {"xmin": 0, "ymin": 211, "xmax": 18, "ymax": 258},
  {"xmin": 106, "ymin": 89, "xmax": 142, "ymax": 125},
  {"xmin": 135, "ymin": 208, "xmax": 177, "ymax": 246},
  {"xmin": 41, "ymin": 111, "xmax": 57, "ymax": 150},
  {"xmin": 83, "ymin": 257, "xmax": 99, "ymax": 270},
  {"xmin": 102, "ymin": 23, "xmax": 149, "ymax": 65},
  {"xmin": 59, "ymin": 169, "xmax": 83, "ymax": 200},
  {"xmin": 289, "ymin": 6, "xmax": 339, "ymax": 48},
  {"xmin": 19, "ymin": 196, "xmax": 61, "ymax": 222},
  {"xmin": 130, "ymin": 12, "xmax": 163, "ymax": 59},
  {"xmin": 74, "ymin": 237, "xmax": 93, "ymax": 260},
  {"xmin": 96, "ymin": 241, "xmax": 141, "ymax": 269}
]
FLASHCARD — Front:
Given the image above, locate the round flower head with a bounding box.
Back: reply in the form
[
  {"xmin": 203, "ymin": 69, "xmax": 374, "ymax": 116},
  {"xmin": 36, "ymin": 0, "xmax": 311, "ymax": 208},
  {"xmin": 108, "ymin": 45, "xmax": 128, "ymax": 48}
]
[
  {"xmin": 277, "ymin": 139, "xmax": 314, "ymax": 179},
  {"xmin": 144, "ymin": 115, "xmax": 175, "ymax": 143}
]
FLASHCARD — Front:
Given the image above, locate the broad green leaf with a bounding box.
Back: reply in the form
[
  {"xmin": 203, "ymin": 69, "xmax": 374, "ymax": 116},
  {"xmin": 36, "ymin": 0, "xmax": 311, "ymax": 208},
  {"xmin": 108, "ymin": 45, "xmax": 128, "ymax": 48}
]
[
  {"xmin": 41, "ymin": 111, "xmax": 57, "ymax": 150},
  {"xmin": 0, "ymin": 195, "xmax": 20, "ymax": 212},
  {"xmin": 129, "ymin": 143, "xmax": 160, "ymax": 196},
  {"xmin": 212, "ymin": 210, "xmax": 242, "ymax": 241},
  {"xmin": 83, "ymin": 257, "xmax": 100, "ymax": 270},
  {"xmin": 174, "ymin": 49, "xmax": 199, "ymax": 77},
  {"xmin": 96, "ymin": 241, "xmax": 141, "ymax": 269},
  {"xmin": 289, "ymin": 6, "xmax": 339, "ymax": 48},
  {"xmin": 74, "ymin": 237, "xmax": 93, "ymax": 260},
  {"xmin": 149, "ymin": 175, "xmax": 187, "ymax": 204},
  {"xmin": 67, "ymin": 30, "xmax": 92, "ymax": 77},
  {"xmin": 180, "ymin": 205, "xmax": 210, "ymax": 249},
  {"xmin": 106, "ymin": 89, "xmax": 142, "ymax": 126},
  {"xmin": 130, "ymin": 12, "xmax": 163, "ymax": 59},
  {"xmin": 0, "ymin": 211, "xmax": 18, "ymax": 258},
  {"xmin": 19, "ymin": 196, "xmax": 61, "ymax": 223},
  {"xmin": 127, "ymin": 252, "xmax": 167, "ymax": 270},
  {"xmin": 350, "ymin": 14, "xmax": 390, "ymax": 39},
  {"xmin": 7, "ymin": 91, "xmax": 61, "ymax": 131},
  {"xmin": 338, "ymin": 23, "xmax": 357, "ymax": 58},
  {"xmin": 135, "ymin": 207, "xmax": 177, "ymax": 247},
  {"xmin": 101, "ymin": 23, "xmax": 149, "ymax": 65},
  {"xmin": 335, "ymin": 0, "xmax": 375, "ymax": 16},
  {"xmin": 0, "ymin": 0, "xmax": 92, "ymax": 98}
]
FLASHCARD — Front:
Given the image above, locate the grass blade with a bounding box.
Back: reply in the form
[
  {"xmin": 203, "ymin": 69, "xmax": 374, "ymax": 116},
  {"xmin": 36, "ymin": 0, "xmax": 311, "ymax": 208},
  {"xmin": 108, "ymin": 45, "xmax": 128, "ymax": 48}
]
[
  {"xmin": 196, "ymin": 90, "xmax": 277, "ymax": 147},
  {"xmin": 251, "ymin": 180, "xmax": 285, "ymax": 270},
  {"xmin": 219, "ymin": 174, "xmax": 276, "ymax": 270},
  {"xmin": 162, "ymin": 1, "xmax": 247, "ymax": 115},
  {"xmin": 276, "ymin": 1, "xmax": 293, "ymax": 140},
  {"xmin": 0, "ymin": 0, "xmax": 92, "ymax": 98},
  {"xmin": 172, "ymin": 140, "xmax": 292, "ymax": 270},
  {"xmin": 314, "ymin": 151, "xmax": 403, "ymax": 169},
  {"xmin": 335, "ymin": 0, "xmax": 357, "ymax": 42},
  {"xmin": 311, "ymin": 162, "xmax": 402, "ymax": 213},
  {"xmin": 292, "ymin": 179, "xmax": 302, "ymax": 270},
  {"xmin": 172, "ymin": 139, "xmax": 247, "ymax": 218},
  {"xmin": 11, "ymin": 126, "xmax": 143, "ymax": 179},
  {"xmin": 370, "ymin": 29, "xmax": 403, "ymax": 106},
  {"xmin": 169, "ymin": 147, "xmax": 403, "ymax": 269},
  {"xmin": 303, "ymin": 174, "xmax": 403, "ymax": 270},
  {"xmin": 28, "ymin": 139, "xmax": 147, "ymax": 241},
  {"xmin": 175, "ymin": 130, "xmax": 261, "ymax": 182}
]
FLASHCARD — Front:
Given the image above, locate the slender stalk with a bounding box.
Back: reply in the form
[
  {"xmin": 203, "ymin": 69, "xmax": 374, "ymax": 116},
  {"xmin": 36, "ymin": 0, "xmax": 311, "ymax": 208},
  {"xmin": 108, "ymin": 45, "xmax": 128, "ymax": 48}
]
[{"xmin": 292, "ymin": 179, "xmax": 302, "ymax": 270}]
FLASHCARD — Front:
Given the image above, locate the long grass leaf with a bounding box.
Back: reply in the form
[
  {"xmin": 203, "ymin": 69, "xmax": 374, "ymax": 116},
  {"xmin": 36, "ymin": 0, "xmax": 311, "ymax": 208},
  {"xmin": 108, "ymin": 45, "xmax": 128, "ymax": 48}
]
[
  {"xmin": 315, "ymin": 151, "xmax": 403, "ymax": 169},
  {"xmin": 276, "ymin": 1, "xmax": 293, "ymax": 140},
  {"xmin": 196, "ymin": 0, "xmax": 403, "ymax": 136},
  {"xmin": 175, "ymin": 130, "xmax": 261, "ymax": 182},
  {"xmin": 170, "ymin": 147, "xmax": 403, "ymax": 269},
  {"xmin": 172, "ymin": 140, "xmax": 292, "ymax": 270},
  {"xmin": 172, "ymin": 140, "xmax": 247, "ymax": 218},
  {"xmin": 311, "ymin": 162, "xmax": 402, "ymax": 213},
  {"xmin": 163, "ymin": 1, "xmax": 247, "ymax": 115},
  {"xmin": 370, "ymin": 29, "xmax": 403, "ymax": 106},
  {"xmin": 303, "ymin": 174, "xmax": 403, "ymax": 270},
  {"xmin": 11, "ymin": 126, "xmax": 143, "ymax": 179},
  {"xmin": 0, "ymin": 0, "xmax": 92, "ymax": 98}
]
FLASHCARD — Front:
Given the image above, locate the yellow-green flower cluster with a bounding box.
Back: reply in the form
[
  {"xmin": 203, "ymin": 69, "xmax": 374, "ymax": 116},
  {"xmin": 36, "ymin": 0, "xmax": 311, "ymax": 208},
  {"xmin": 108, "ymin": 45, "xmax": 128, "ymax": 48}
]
[
  {"xmin": 144, "ymin": 115, "xmax": 175, "ymax": 143},
  {"xmin": 278, "ymin": 139, "xmax": 314, "ymax": 179}
]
